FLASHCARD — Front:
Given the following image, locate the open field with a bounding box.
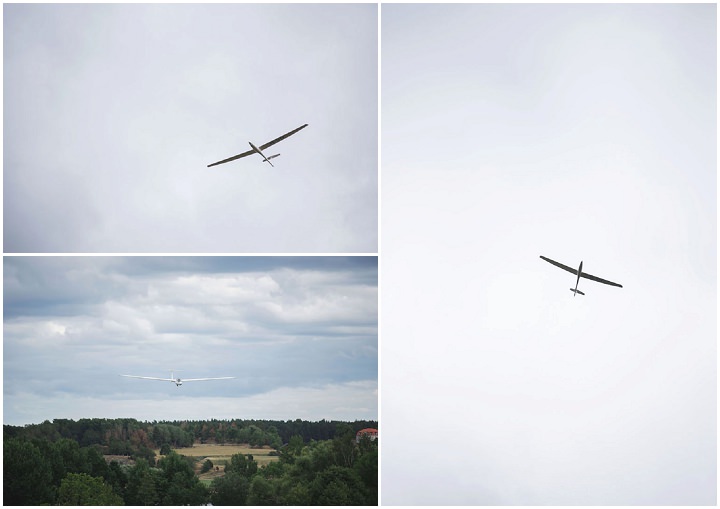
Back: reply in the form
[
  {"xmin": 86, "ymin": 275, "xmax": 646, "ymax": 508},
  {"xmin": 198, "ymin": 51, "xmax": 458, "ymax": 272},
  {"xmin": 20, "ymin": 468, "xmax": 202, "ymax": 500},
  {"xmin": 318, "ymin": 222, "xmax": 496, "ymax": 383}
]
[
  {"xmin": 156, "ymin": 443, "xmax": 279, "ymax": 482},
  {"xmin": 166, "ymin": 444, "xmax": 277, "ymax": 459}
]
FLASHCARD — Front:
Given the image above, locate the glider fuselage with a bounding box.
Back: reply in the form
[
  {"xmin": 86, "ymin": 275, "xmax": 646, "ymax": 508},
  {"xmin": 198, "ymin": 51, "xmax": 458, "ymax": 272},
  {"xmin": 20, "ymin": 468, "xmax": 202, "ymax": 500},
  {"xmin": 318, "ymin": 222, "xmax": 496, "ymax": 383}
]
[
  {"xmin": 573, "ymin": 261, "xmax": 583, "ymax": 295},
  {"xmin": 249, "ymin": 141, "xmax": 274, "ymax": 167}
]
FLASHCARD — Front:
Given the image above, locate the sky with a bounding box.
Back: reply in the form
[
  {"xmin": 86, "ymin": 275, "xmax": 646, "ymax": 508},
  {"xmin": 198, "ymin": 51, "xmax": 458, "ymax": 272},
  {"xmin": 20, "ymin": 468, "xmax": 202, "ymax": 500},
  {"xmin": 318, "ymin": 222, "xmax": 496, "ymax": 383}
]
[
  {"xmin": 4, "ymin": 4, "xmax": 377, "ymax": 253},
  {"xmin": 3, "ymin": 256, "xmax": 378, "ymax": 425},
  {"xmin": 381, "ymin": 4, "xmax": 715, "ymax": 506}
]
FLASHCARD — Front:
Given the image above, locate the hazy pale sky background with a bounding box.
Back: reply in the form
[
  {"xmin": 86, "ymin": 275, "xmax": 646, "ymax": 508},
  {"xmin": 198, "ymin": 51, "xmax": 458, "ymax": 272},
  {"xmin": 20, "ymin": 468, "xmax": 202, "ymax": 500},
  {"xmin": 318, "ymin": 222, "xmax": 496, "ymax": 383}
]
[
  {"xmin": 382, "ymin": 4, "xmax": 715, "ymax": 505},
  {"xmin": 4, "ymin": 4, "xmax": 377, "ymax": 253},
  {"xmin": 4, "ymin": 256, "xmax": 377, "ymax": 425}
]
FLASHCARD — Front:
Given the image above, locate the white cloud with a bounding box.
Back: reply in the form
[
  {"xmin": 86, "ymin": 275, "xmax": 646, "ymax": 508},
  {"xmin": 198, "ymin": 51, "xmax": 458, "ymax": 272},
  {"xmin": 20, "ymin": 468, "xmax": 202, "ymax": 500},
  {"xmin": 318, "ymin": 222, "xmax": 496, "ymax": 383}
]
[
  {"xmin": 4, "ymin": 4, "xmax": 377, "ymax": 253},
  {"xmin": 5, "ymin": 380, "xmax": 378, "ymax": 425},
  {"xmin": 382, "ymin": 4, "xmax": 715, "ymax": 505},
  {"xmin": 4, "ymin": 257, "xmax": 377, "ymax": 425}
]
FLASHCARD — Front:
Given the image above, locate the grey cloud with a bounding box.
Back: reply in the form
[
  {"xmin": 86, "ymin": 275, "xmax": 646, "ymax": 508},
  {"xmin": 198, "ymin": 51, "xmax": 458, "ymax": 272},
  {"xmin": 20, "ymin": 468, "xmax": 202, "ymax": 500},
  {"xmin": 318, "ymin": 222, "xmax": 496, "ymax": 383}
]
[
  {"xmin": 382, "ymin": 3, "xmax": 715, "ymax": 505},
  {"xmin": 4, "ymin": 256, "xmax": 377, "ymax": 423},
  {"xmin": 4, "ymin": 4, "xmax": 377, "ymax": 253}
]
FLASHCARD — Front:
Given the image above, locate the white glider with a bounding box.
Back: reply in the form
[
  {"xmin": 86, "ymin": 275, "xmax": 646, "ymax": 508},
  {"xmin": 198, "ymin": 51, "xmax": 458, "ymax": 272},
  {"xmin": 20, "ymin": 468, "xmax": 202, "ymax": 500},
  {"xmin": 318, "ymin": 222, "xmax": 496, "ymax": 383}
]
[
  {"xmin": 540, "ymin": 255, "xmax": 623, "ymax": 296},
  {"xmin": 121, "ymin": 371, "xmax": 235, "ymax": 387},
  {"xmin": 207, "ymin": 123, "xmax": 308, "ymax": 167}
]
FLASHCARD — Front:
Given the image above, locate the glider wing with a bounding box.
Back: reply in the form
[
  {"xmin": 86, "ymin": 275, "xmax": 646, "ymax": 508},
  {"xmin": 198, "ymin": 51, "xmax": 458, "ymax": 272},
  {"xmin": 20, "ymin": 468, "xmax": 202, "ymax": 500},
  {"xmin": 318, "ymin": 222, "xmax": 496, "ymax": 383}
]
[
  {"xmin": 181, "ymin": 377, "xmax": 236, "ymax": 382},
  {"xmin": 121, "ymin": 375, "xmax": 174, "ymax": 381},
  {"xmin": 207, "ymin": 148, "xmax": 255, "ymax": 168},
  {"xmin": 539, "ymin": 256, "xmax": 578, "ymax": 275},
  {"xmin": 580, "ymin": 272, "xmax": 623, "ymax": 288},
  {"xmin": 259, "ymin": 124, "xmax": 308, "ymax": 150}
]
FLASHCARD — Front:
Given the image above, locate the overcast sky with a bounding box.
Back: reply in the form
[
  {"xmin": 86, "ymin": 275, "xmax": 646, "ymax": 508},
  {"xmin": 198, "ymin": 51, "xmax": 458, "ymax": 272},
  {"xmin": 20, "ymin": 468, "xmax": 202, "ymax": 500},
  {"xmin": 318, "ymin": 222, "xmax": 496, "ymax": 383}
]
[
  {"xmin": 4, "ymin": 4, "xmax": 377, "ymax": 253},
  {"xmin": 4, "ymin": 256, "xmax": 377, "ymax": 425},
  {"xmin": 382, "ymin": 4, "xmax": 715, "ymax": 506}
]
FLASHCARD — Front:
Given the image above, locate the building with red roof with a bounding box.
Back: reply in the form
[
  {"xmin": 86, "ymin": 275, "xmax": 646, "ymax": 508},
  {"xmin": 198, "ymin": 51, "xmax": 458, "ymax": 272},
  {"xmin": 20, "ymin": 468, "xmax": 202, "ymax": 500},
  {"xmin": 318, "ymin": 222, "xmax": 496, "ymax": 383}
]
[{"xmin": 356, "ymin": 427, "xmax": 378, "ymax": 443}]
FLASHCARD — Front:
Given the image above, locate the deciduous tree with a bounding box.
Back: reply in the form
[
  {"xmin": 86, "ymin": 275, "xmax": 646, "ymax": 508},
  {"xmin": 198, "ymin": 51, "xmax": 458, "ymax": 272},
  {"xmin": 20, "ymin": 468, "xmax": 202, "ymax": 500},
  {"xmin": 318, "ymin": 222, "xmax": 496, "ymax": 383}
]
[
  {"xmin": 57, "ymin": 472, "xmax": 124, "ymax": 505},
  {"xmin": 226, "ymin": 452, "xmax": 258, "ymax": 478},
  {"xmin": 247, "ymin": 475, "xmax": 277, "ymax": 505},
  {"xmin": 3, "ymin": 438, "xmax": 55, "ymax": 505},
  {"xmin": 125, "ymin": 458, "xmax": 159, "ymax": 506},
  {"xmin": 210, "ymin": 471, "xmax": 250, "ymax": 505},
  {"xmin": 311, "ymin": 466, "xmax": 368, "ymax": 505}
]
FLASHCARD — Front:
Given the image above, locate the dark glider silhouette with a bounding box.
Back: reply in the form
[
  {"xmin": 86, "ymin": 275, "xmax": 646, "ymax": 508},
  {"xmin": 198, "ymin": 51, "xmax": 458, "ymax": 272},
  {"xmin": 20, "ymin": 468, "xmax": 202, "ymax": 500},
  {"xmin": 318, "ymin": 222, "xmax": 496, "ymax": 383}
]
[
  {"xmin": 540, "ymin": 255, "xmax": 622, "ymax": 296},
  {"xmin": 208, "ymin": 124, "xmax": 308, "ymax": 168}
]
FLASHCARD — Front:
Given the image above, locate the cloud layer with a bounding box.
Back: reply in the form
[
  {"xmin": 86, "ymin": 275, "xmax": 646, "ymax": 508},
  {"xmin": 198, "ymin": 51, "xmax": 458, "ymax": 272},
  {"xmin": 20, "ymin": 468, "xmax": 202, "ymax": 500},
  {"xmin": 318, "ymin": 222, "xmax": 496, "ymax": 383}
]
[
  {"xmin": 4, "ymin": 257, "xmax": 378, "ymax": 425},
  {"xmin": 4, "ymin": 4, "xmax": 378, "ymax": 253},
  {"xmin": 382, "ymin": 4, "xmax": 715, "ymax": 505}
]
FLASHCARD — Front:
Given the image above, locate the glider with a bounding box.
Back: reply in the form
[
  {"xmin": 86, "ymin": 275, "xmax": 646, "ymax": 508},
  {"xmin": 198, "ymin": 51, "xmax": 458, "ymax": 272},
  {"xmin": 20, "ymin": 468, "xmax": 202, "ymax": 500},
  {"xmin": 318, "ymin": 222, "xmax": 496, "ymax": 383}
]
[
  {"xmin": 540, "ymin": 255, "xmax": 622, "ymax": 296},
  {"xmin": 207, "ymin": 123, "xmax": 308, "ymax": 168},
  {"xmin": 121, "ymin": 371, "xmax": 235, "ymax": 387}
]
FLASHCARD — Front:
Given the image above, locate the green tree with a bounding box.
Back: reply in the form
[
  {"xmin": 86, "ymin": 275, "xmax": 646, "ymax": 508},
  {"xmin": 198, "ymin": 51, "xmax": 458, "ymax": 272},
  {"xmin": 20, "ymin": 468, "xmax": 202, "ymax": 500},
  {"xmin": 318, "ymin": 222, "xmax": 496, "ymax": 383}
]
[
  {"xmin": 283, "ymin": 479, "xmax": 312, "ymax": 505},
  {"xmin": 160, "ymin": 443, "xmax": 172, "ymax": 455},
  {"xmin": 267, "ymin": 426, "xmax": 283, "ymax": 450},
  {"xmin": 226, "ymin": 452, "xmax": 258, "ymax": 478},
  {"xmin": 311, "ymin": 466, "xmax": 368, "ymax": 505},
  {"xmin": 201, "ymin": 458, "xmax": 214, "ymax": 473},
  {"xmin": 310, "ymin": 440, "xmax": 336, "ymax": 474},
  {"xmin": 163, "ymin": 471, "xmax": 208, "ymax": 505},
  {"xmin": 247, "ymin": 475, "xmax": 277, "ymax": 505},
  {"xmin": 259, "ymin": 460, "xmax": 286, "ymax": 479},
  {"xmin": 125, "ymin": 458, "xmax": 158, "ymax": 506},
  {"xmin": 109, "ymin": 438, "xmax": 132, "ymax": 455},
  {"xmin": 357, "ymin": 432, "xmax": 376, "ymax": 454},
  {"xmin": 288, "ymin": 434, "xmax": 304, "ymax": 457},
  {"xmin": 137, "ymin": 473, "xmax": 161, "ymax": 506},
  {"xmin": 210, "ymin": 471, "xmax": 250, "ymax": 505},
  {"xmin": 157, "ymin": 451, "xmax": 193, "ymax": 480},
  {"xmin": 157, "ymin": 451, "xmax": 208, "ymax": 505},
  {"xmin": 106, "ymin": 460, "xmax": 128, "ymax": 500},
  {"xmin": 247, "ymin": 425, "xmax": 264, "ymax": 447},
  {"xmin": 80, "ymin": 428, "xmax": 103, "ymax": 447},
  {"xmin": 3, "ymin": 438, "xmax": 55, "ymax": 505},
  {"xmin": 55, "ymin": 437, "xmax": 85, "ymax": 473},
  {"xmin": 332, "ymin": 424, "xmax": 358, "ymax": 467},
  {"xmin": 57, "ymin": 472, "xmax": 124, "ymax": 505},
  {"xmin": 354, "ymin": 447, "xmax": 378, "ymax": 505},
  {"xmin": 32, "ymin": 437, "xmax": 67, "ymax": 487},
  {"xmin": 81, "ymin": 445, "xmax": 110, "ymax": 479},
  {"xmin": 133, "ymin": 444, "xmax": 157, "ymax": 466}
]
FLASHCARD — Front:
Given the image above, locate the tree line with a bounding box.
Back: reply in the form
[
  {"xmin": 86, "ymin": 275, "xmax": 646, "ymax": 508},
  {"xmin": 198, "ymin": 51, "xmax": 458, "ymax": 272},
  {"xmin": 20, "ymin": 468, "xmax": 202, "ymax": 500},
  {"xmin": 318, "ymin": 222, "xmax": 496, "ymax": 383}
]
[
  {"xmin": 3, "ymin": 419, "xmax": 378, "ymax": 505},
  {"xmin": 4, "ymin": 417, "xmax": 377, "ymax": 451}
]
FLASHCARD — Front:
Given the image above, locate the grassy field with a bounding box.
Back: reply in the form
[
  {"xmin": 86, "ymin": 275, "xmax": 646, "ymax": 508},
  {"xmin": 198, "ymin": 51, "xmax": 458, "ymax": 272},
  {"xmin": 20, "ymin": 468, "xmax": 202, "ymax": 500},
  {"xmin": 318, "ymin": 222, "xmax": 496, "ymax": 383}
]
[{"xmin": 156, "ymin": 444, "xmax": 279, "ymax": 482}]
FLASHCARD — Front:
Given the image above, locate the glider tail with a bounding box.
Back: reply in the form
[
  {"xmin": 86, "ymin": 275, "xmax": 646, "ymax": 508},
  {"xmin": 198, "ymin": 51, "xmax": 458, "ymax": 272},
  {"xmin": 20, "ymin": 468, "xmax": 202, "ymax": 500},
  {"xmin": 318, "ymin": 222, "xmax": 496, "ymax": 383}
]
[
  {"xmin": 570, "ymin": 288, "xmax": 585, "ymax": 296},
  {"xmin": 263, "ymin": 154, "xmax": 280, "ymax": 165}
]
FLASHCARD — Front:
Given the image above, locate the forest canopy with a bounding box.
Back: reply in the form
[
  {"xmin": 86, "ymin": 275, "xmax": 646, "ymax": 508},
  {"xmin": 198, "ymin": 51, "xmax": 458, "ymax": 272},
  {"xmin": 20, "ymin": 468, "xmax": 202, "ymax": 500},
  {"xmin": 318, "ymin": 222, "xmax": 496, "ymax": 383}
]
[{"xmin": 3, "ymin": 417, "xmax": 378, "ymax": 506}]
